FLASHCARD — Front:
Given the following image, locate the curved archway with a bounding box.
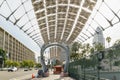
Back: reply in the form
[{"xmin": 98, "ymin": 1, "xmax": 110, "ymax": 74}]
[{"xmin": 40, "ymin": 43, "xmax": 70, "ymax": 73}]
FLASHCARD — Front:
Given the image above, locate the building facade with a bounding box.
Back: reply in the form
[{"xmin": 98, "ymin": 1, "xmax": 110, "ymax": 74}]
[
  {"xmin": 50, "ymin": 46, "xmax": 66, "ymax": 64},
  {"xmin": 93, "ymin": 27, "xmax": 105, "ymax": 47},
  {"xmin": 50, "ymin": 46, "xmax": 61, "ymax": 60},
  {"xmin": 0, "ymin": 27, "xmax": 35, "ymax": 62}
]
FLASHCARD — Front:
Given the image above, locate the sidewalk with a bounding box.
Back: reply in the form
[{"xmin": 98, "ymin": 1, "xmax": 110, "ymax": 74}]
[{"xmin": 31, "ymin": 70, "xmax": 75, "ymax": 80}]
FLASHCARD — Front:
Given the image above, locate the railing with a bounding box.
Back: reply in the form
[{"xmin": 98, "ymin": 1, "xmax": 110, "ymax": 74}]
[
  {"xmin": 68, "ymin": 60, "xmax": 110, "ymax": 80},
  {"xmin": 68, "ymin": 44, "xmax": 120, "ymax": 80}
]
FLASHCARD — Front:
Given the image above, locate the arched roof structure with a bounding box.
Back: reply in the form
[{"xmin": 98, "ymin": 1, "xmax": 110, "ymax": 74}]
[
  {"xmin": 0, "ymin": 0, "xmax": 120, "ymax": 47},
  {"xmin": 31, "ymin": 0, "xmax": 97, "ymax": 44}
]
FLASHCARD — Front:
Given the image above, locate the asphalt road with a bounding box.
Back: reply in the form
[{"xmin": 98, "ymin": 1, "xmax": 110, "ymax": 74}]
[{"xmin": 0, "ymin": 69, "xmax": 38, "ymax": 80}]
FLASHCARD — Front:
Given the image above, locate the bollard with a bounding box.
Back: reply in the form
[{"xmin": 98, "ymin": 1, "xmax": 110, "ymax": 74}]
[{"xmin": 32, "ymin": 74, "xmax": 35, "ymax": 78}]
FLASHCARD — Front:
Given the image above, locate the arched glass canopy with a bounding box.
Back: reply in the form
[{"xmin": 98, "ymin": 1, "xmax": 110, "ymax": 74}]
[{"xmin": 0, "ymin": 0, "xmax": 120, "ymax": 46}]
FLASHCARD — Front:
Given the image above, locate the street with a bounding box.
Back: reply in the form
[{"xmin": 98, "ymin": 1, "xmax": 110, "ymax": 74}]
[{"xmin": 0, "ymin": 69, "xmax": 38, "ymax": 80}]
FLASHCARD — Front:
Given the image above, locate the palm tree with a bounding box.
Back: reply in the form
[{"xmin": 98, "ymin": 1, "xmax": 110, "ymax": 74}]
[{"xmin": 106, "ymin": 36, "xmax": 111, "ymax": 48}]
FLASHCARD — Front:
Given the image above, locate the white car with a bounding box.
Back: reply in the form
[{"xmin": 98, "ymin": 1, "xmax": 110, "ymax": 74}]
[{"xmin": 8, "ymin": 67, "xmax": 17, "ymax": 72}]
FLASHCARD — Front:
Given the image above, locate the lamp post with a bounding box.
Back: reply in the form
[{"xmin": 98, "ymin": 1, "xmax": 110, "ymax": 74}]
[{"xmin": 97, "ymin": 51, "xmax": 104, "ymax": 80}]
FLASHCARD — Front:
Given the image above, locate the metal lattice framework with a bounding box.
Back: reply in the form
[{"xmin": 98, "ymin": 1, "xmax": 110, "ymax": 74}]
[
  {"xmin": 0, "ymin": 0, "xmax": 120, "ymax": 46},
  {"xmin": 75, "ymin": 0, "xmax": 120, "ymax": 43},
  {"xmin": 0, "ymin": 0, "xmax": 44, "ymax": 46},
  {"xmin": 31, "ymin": 0, "xmax": 97, "ymax": 44}
]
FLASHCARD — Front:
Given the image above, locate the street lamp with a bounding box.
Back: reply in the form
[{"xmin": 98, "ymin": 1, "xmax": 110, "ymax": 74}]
[{"xmin": 97, "ymin": 51, "xmax": 104, "ymax": 80}]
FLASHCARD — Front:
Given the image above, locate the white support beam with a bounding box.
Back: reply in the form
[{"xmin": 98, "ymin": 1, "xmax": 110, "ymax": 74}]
[
  {"xmin": 66, "ymin": 0, "xmax": 85, "ymax": 41},
  {"xmin": 60, "ymin": 0, "xmax": 70, "ymax": 40},
  {"xmin": 55, "ymin": 0, "xmax": 58, "ymax": 39},
  {"xmin": 43, "ymin": 0, "xmax": 50, "ymax": 40}
]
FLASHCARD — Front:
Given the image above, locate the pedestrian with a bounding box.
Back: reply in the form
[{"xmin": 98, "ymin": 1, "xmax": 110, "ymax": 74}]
[{"xmin": 37, "ymin": 69, "xmax": 44, "ymax": 78}]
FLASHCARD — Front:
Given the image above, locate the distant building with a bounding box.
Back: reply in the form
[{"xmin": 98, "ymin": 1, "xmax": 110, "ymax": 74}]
[
  {"xmin": 60, "ymin": 48, "xmax": 66, "ymax": 62},
  {"xmin": 93, "ymin": 27, "xmax": 105, "ymax": 47},
  {"xmin": 0, "ymin": 27, "xmax": 35, "ymax": 62},
  {"xmin": 50, "ymin": 46, "xmax": 66, "ymax": 64}
]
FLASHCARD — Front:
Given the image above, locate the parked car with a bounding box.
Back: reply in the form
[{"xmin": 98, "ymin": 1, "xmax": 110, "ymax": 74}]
[
  {"xmin": 24, "ymin": 68, "xmax": 33, "ymax": 71},
  {"xmin": 8, "ymin": 67, "xmax": 17, "ymax": 72},
  {"xmin": 24, "ymin": 68, "xmax": 29, "ymax": 71}
]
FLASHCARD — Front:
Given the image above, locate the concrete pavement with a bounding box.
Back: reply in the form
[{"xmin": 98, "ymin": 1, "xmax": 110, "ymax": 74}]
[
  {"xmin": 31, "ymin": 74, "xmax": 74, "ymax": 80},
  {"xmin": 30, "ymin": 70, "xmax": 75, "ymax": 80},
  {"xmin": 8, "ymin": 69, "xmax": 75, "ymax": 80}
]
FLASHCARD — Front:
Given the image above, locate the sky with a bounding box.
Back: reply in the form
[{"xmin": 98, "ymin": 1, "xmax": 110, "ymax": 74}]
[{"xmin": 0, "ymin": 0, "xmax": 120, "ymax": 61}]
